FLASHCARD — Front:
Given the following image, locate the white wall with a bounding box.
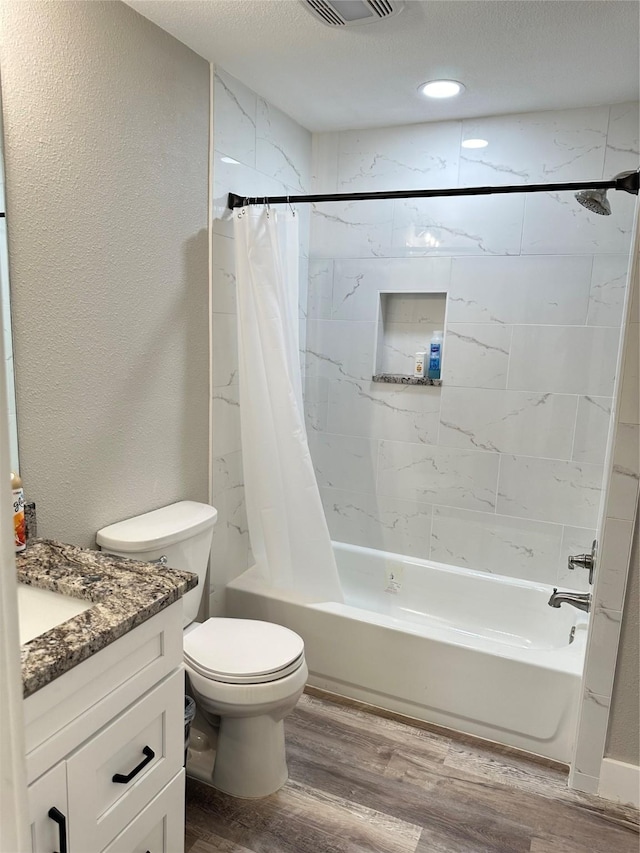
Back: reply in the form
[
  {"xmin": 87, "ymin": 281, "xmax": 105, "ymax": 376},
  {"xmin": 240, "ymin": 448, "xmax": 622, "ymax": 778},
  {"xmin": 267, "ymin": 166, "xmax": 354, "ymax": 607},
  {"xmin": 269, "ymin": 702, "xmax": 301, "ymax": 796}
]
[
  {"xmin": 0, "ymin": 1, "xmax": 211, "ymax": 547},
  {"xmin": 0, "ymin": 111, "xmax": 18, "ymax": 473},
  {"xmin": 0, "ymin": 308, "xmax": 28, "ymax": 852},
  {"xmin": 306, "ymin": 104, "xmax": 639, "ymax": 588},
  {"xmin": 209, "ymin": 68, "xmax": 312, "ymax": 615}
]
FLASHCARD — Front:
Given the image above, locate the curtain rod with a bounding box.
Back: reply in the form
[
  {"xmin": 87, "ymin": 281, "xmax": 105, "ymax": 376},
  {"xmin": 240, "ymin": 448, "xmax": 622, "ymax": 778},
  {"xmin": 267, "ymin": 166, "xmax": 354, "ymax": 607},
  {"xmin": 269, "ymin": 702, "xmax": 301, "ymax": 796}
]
[{"xmin": 227, "ymin": 170, "xmax": 639, "ymax": 209}]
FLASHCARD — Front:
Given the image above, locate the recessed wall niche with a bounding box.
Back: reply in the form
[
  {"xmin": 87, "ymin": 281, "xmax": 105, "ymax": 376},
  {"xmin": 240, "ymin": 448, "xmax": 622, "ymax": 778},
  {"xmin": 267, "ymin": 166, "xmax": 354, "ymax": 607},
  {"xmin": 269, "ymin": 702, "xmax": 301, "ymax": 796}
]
[{"xmin": 373, "ymin": 292, "xmax": 447, "ymax": 384}]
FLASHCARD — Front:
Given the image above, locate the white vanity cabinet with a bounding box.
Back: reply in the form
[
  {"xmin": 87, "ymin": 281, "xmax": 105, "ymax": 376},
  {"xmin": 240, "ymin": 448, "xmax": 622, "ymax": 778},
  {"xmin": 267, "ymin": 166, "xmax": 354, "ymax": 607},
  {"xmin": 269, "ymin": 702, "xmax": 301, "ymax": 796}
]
[
  {"xmin": 27, "ymin": 763, "xmax": 68, "ymax": 853},
  {"xmin": 24, "ymin": 601, "xmax": 185, "ymax": 853}
]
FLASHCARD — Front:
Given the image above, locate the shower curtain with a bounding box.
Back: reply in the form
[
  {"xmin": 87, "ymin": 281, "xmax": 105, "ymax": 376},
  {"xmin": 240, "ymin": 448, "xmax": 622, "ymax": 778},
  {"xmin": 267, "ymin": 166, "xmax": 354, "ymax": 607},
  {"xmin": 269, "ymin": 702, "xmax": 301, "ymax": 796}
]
[{"xmin": 233, "ymin": 206, "xmax": 343, "ymax": 602}]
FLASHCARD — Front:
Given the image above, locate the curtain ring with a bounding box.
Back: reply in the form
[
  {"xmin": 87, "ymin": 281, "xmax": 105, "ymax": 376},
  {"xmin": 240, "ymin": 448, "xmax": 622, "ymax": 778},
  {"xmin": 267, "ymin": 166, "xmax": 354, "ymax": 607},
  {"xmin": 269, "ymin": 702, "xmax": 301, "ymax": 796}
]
[{"xmin": 287, "ymin": 195, "xmax": 296, "ymax": 217}]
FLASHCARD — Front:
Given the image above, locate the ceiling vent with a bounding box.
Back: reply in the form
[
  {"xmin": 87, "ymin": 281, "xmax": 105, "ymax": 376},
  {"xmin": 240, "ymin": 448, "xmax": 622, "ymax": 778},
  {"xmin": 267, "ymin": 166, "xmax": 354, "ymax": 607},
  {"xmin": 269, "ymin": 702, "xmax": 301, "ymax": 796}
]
[{"xmin": 301, "ymin": 0, "xmax": 404, "ymax": 27}]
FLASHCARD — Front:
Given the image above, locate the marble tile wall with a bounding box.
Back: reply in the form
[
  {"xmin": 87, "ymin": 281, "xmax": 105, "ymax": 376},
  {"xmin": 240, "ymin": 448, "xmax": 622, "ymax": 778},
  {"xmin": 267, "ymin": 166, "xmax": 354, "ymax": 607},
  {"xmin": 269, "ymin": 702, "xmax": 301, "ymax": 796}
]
[
  {"xmin": 306, "ymin": 102, "xmax": 639, "ymax": 588},
  {"xmin": 570, "ymin": 234, "xmax": 640, "ymax": 795},
  {"xmin": 210, "ymin": 68, "xmax": 312, "ymax": 614}
]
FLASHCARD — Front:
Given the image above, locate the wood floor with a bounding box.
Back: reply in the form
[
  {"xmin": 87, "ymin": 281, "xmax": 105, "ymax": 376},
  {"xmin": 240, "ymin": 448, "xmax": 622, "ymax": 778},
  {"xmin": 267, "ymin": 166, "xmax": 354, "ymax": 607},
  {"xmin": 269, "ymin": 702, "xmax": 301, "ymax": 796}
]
[{"xmin": 185, "ymin": 691, "xmax": 639, "ymax": 853}]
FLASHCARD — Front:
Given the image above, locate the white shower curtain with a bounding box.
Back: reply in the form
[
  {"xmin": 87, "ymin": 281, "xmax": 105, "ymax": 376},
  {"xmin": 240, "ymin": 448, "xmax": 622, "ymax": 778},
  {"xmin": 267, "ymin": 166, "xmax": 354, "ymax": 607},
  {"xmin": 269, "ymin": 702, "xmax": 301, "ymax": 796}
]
[{"xmin": 233, "ymin": 206, "xmax": 343, "ymax": 602}]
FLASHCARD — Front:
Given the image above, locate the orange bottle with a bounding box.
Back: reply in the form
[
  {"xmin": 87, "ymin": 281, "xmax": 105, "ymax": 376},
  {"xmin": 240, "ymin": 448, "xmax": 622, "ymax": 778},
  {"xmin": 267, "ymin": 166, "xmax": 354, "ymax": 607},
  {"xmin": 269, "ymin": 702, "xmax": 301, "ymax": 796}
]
[{"xmin": 11, "ymin": 472, "xmax": 26, "ymax": 552}]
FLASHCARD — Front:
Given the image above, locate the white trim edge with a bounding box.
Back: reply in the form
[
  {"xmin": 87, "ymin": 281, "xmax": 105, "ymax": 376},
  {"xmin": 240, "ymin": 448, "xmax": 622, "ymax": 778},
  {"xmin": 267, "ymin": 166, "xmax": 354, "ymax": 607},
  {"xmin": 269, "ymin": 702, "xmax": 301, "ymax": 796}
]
[{"xmin": 598, "ymin": 758, "xmax": 640, "ymax": 808}]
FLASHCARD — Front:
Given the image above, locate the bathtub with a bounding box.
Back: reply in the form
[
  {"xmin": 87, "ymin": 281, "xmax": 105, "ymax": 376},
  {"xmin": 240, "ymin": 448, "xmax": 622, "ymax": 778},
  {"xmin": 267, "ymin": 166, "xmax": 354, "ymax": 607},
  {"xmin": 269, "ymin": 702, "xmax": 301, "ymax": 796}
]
[{"xmin": 226, "ymin": 541, "xmax": 588, "ymax": 763}]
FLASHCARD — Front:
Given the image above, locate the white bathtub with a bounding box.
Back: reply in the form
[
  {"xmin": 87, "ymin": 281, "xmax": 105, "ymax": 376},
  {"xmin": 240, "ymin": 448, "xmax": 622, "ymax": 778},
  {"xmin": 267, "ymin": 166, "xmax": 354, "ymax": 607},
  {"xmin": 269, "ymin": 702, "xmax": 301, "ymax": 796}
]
[{"xmin": 226, "ymin": 541, "xmax": 588, "ymax": 763}]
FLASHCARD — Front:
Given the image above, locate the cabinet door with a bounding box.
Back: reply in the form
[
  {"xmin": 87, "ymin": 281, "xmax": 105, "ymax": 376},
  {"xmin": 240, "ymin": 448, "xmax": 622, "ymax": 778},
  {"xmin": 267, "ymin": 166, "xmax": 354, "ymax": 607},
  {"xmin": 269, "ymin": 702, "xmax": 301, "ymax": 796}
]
[
  {"xmin": 25, "ymin": 604, "xmax": 183, "ymax": 785},
  {"xmin": 28, "ymin": 763, "xmax": 69, "ymax": 853},
  {"xmin": 101, "ymin": 771, "xmax": 185, "ymax": 853},
  {"xmin": 66, "ymin": 671, "xmax": 183, "ymax": 853}
]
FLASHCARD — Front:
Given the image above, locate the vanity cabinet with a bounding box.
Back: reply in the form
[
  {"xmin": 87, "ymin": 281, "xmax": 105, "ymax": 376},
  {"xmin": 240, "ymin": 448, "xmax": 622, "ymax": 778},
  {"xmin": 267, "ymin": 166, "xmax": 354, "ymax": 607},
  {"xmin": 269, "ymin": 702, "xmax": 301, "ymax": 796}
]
[
  {"xmin": 101, "ymin": 772, "xmax": 185, "ymax": 853},
  {"xmin": 25, "ymin": 601, "xmax": 185, "ymax": 853},
  {"xmin": 27, "ymin": 764, "xmax": 68, "ymax": 853}
]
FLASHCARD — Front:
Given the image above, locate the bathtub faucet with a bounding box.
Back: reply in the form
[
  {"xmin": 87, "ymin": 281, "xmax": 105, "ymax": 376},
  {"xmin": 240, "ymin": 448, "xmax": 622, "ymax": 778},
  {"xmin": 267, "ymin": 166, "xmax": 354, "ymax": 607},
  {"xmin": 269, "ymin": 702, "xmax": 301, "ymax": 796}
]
[{"xmin": 548, "ymin": 588, "xmax": 591, "ymax": 613}]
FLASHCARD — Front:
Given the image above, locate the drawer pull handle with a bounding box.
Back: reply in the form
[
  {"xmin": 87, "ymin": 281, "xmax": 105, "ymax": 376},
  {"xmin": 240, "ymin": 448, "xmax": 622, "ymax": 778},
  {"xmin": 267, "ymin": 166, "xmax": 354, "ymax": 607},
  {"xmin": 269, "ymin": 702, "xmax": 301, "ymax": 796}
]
[
  {"xmin": 112, "ymin": 745, "xmax": 155, "ymax": 784},
  {"xmin": 48, "ymin": 807, "xmax": 68, "ymax": 853}
]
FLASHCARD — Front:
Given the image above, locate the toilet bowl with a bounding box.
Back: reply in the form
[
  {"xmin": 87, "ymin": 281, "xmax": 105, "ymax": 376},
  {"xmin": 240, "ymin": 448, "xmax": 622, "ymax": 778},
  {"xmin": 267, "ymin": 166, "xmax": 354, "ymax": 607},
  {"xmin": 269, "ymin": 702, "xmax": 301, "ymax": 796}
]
[
  {"xmin": 184, "ymin": 618, "xmax": 308, "ymax": 797},
  {"xmin": 96, "ymin": 501, "xmax": 307, "ymax": 799}
]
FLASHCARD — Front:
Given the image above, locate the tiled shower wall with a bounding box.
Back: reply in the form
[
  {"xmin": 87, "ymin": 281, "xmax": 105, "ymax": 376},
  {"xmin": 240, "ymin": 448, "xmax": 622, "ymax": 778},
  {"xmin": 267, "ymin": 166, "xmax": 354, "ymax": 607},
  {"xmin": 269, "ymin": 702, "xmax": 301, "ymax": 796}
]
[
  {"xmin": 306, "ymin": 103, "xmax": 639, "ymax": 589},
  {"xmin": 209, "ymin": 68, "xmax": 312, "ymax": 615},
  {"xmin": 572, "ymin": 233, "xmax": 640, "ymax": 794}
]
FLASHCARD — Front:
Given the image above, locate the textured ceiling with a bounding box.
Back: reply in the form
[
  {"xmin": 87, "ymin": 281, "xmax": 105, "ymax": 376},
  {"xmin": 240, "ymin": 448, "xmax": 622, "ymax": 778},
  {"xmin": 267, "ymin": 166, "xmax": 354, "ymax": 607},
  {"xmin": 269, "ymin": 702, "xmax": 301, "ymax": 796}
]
[{"xmin": 126, "ymin": 0, "xmax": 640, "ymax": 131}]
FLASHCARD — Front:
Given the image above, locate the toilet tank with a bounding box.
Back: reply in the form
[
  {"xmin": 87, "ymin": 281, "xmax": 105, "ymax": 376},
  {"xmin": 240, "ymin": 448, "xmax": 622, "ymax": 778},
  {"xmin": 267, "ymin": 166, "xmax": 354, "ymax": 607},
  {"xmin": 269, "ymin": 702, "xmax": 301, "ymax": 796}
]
[{"xmin": 96, "ymin": 501, "xmax": 217, "ymax": 627}]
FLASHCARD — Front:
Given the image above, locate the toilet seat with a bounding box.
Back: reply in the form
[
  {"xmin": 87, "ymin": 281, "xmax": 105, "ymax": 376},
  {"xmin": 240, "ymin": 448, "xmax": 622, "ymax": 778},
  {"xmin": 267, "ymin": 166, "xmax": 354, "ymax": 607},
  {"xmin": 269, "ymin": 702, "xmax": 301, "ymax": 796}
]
[{"xmin": 184, "ymin": 618, "xmax": 305, "ymax": 685}]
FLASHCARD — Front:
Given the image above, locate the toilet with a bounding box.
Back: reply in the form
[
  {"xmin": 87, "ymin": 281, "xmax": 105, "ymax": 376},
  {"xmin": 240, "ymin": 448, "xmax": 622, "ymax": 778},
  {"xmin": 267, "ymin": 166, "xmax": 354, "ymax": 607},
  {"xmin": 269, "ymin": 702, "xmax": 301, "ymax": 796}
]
[{"xmin": 96, "ymin": 500, "xmax": 308, "ymax": 799}]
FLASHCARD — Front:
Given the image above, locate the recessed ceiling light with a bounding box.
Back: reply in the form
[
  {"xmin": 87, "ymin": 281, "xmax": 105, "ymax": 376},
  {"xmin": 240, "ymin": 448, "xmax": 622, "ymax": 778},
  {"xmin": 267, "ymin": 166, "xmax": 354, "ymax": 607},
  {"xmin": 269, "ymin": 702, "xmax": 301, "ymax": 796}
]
[
  {"xmin": 461, "ymin": 138, "xmax": 489, "ymax": 149},
  {"xmin": 221, "ymin": 156, "xmax": 240, "ymax": 164},
  {"xmin": 420, "ymin": 80, "xmax": 465, "ymax": 99}
]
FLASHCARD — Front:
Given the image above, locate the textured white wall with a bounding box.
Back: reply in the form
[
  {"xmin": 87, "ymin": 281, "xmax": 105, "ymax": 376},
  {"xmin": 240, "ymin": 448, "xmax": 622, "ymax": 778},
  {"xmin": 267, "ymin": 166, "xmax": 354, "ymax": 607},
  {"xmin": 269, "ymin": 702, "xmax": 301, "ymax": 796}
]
[
  {"xmin": 0, "ymin": 120, "xmax": 18, "ymax": 473},
  {"xmin": 0, "ymin": 1, "xmax": 210, "ymax": 547}
]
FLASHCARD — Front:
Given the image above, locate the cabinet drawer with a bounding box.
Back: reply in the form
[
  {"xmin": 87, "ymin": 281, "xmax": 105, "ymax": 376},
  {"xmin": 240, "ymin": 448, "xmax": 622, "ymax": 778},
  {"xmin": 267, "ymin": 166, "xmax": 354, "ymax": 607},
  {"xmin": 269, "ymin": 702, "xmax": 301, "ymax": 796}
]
[
  {"xmin": 101, "ymin": 771, "xmax": 185, "ymax": 853},
  {"xmin": 28, "ymin": 763, "xmax": 68, "ymax": 853},
  {"xmin": 67, "ymin": 670, "xmax": 183, "ymax": 853}
]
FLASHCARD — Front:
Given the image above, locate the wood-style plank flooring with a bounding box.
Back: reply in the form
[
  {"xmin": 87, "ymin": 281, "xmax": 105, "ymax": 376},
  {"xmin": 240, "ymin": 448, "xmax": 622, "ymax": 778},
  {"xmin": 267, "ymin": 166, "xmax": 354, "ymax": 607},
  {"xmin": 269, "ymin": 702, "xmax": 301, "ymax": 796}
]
[{"xmin": 185, "ymin": 691, "xmax": 639, "ymax": 853}]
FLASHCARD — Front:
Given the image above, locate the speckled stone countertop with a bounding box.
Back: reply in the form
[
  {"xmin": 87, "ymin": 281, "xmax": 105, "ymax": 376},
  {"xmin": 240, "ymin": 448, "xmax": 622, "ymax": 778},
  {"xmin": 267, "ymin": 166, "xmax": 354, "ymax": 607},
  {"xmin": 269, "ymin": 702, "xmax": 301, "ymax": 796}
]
[{"xmin": 17, "ymin": 539, "xmax": 197, "ymax": 698}]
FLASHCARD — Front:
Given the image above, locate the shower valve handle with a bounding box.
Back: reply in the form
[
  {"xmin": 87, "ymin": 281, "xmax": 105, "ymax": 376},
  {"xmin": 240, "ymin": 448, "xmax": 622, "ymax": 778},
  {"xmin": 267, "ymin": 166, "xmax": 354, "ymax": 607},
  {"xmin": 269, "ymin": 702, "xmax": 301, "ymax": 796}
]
[{"xmin": 568, "ymin": 540, "xmax": 597, "ymax": 585}]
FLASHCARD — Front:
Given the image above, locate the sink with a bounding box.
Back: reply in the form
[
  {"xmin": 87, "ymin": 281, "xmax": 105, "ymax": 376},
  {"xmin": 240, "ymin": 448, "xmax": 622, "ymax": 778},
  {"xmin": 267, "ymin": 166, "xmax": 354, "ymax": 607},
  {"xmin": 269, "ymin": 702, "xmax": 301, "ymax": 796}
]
[{"xmin": 18, "ymin": 583, "xmax": 92, "ymax": 644}]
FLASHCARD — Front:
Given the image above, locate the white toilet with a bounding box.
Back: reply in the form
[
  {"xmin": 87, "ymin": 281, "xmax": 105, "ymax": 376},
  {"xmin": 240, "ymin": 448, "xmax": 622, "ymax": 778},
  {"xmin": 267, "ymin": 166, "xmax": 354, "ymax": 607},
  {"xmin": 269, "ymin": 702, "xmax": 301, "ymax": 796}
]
[{"xmin": 96, "ymin": 500, "xmax": 308, "ymax": 799}]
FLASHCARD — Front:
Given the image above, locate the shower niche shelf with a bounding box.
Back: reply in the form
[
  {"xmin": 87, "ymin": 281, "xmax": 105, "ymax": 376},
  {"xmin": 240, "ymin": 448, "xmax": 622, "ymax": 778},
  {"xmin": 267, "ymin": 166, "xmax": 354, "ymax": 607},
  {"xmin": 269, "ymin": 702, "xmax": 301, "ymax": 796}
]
[
  {"xmin": 373, "ymin": 291, "xmax": 447, "ymax": 386},
  {"xmin": 372, "ymin": 374, "xmax": 442, "ymax": 386}
]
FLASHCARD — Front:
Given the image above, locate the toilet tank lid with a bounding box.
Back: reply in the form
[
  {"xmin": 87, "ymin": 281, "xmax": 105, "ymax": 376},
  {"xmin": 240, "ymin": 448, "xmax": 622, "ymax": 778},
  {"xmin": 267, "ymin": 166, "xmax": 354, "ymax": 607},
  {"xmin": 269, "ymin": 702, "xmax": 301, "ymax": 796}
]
[{"xmin": 96, "ymin": 501, "xmax": 217, "ymax": 552}]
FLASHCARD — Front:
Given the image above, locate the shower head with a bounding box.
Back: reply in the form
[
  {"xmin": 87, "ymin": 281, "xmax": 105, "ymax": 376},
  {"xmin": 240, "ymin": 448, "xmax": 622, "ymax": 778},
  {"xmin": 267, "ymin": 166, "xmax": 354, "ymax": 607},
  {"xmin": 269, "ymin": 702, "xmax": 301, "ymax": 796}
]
[
  {"xmin": 575, "ymin": 188, "xmax": 612, "ymax": 216},
  {"xmin": 575, "ymin": 170, "xmax": 639, "ymax": 216}
]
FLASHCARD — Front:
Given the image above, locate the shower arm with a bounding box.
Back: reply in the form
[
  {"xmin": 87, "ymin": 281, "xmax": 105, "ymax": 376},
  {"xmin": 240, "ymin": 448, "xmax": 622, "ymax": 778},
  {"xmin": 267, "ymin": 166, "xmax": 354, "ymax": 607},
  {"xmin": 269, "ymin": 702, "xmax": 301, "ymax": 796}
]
[{"xmin": 227, "ymin": 169, "xmax": 639, "ymax": 209}]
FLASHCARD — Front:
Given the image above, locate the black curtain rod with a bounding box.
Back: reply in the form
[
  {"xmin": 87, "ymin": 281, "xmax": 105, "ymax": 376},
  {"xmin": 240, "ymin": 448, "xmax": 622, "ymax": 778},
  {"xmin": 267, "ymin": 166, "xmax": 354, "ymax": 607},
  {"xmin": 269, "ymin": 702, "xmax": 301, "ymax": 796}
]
[{"xmin": 228, "ymin": 170, "xmax": 639, "ymax": 210}]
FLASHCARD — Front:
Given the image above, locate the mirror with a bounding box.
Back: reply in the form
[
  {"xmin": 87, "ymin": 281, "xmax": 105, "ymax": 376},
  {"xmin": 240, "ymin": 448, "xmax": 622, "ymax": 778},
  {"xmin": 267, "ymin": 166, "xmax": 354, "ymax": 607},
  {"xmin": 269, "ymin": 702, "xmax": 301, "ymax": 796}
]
[{"xmin": 0, "ymin": 90, "xmax": 19, "ymax": 473}]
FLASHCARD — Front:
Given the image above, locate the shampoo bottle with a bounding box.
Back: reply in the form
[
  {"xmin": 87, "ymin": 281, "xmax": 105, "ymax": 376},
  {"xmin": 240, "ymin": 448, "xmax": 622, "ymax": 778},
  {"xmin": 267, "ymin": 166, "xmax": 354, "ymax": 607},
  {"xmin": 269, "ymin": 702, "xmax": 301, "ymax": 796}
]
[
  {"xmin": 11, "ymin": 472, "xmax": 26, "ymax": 552},
  {"xmin": 428, "ymin": 331, "xmax": 443, "ymax": 380},
  {"xmin": 413, "ymin": 351, "xmax": 427, "ymax": 378}
]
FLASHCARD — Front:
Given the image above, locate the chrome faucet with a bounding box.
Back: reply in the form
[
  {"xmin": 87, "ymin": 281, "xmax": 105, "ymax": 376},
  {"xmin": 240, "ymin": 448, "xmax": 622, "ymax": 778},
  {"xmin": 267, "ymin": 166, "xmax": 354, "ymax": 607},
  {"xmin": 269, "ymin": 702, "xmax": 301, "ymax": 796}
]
[{"xmin": 548, "ymin": 588, "xmax": 591, "ymax": 612}]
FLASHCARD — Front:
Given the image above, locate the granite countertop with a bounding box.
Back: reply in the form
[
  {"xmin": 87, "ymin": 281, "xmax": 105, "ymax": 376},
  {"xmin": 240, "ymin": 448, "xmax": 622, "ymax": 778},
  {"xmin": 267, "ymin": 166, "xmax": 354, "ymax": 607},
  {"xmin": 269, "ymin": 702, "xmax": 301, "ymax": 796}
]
[{"xmin": 17, "ymin": 539, "xmax": 197, "ymax": 698}]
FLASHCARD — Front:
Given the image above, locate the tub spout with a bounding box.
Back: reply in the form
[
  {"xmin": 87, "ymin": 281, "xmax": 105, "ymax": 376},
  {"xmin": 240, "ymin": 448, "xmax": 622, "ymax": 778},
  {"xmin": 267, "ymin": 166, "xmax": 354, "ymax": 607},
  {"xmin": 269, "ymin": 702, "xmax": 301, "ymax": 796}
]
[{"xmin": 548, "ymin": 588, "xmax": 591, "ymax": 612}]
